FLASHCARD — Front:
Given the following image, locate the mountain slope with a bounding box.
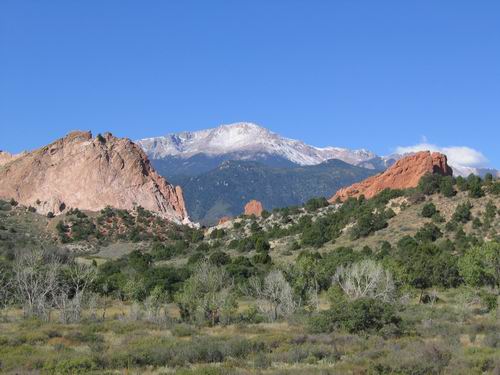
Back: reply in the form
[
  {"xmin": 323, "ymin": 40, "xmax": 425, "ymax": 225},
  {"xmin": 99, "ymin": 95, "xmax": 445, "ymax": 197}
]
[
  {"xmin": 151, "ymin": 152, "xmax": 298, "ymax": 178},
  {"xmin": 0, "ymin": 131, "xmax": 188, "ymax": 223},
  {"xmin": 137, "ymin": 122, "xmax": 377, "ymax": 172},
  {"xmin": 175, "ymin": 159, "xmax": 377, "ymax": 224}
]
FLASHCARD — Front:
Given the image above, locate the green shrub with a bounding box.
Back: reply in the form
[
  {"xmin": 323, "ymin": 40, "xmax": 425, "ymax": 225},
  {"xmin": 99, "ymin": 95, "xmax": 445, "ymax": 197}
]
[
  {"xmin": 489, "ymin": 181, "xmax": 500, "ymax": 195},
  {"xmin": 452, "ymin": 201, "xmax": 473, "ymax": 223},
  {"xmin": 19, "ymin": 330, "xmax": 50, "ymax": 345},
  {"xmin": 455, "ymin": 176, "xmax": 468, "ymax": 191},
  {"xmin": 432, "ymin": 212, "xmax": 445, "ymax": 223},
  {"xmin": 64, "ymin": 331, "xmax": 104, "ymax": 345},
  {"xmin": 226, "ymin": 256, "xmax": 256, "ymax": 283},
  {"xmin": 421, "ymin": 202, "xmax": 437, "ymax": 218},
  {"xmin": 43, "ymin": 357, "xmax": 98, "ymax": 374},
  {"xmin": 188, "ymin": 252, "xmax": 205, "ymax": 265},
  {"xmin": 350, "ymin": 211, "xmax": 388, "ymax": 240},
  {"xmin": 237, "ymin": 237, "xmax": 256, "ymax": 252},
  {"xmin": 250, "ymin": 222, "xmax": 261, "ymax": 233},
  {"xmin": 418, "ymin": 174, "xmax": 457, "ymax": 198},
  {"xmin": 308, "ymin": 298, "xmax": 401, "ymax": 334},
  {"xmin": 305, "ymin": 197, "xmax": 329, "ymax": 212},
  {"xmin": 237, "ymin": 305, "xmax": 265, "ymax": 324},
  {"xmin": 301, "ymin": 222, "xmax": 329, "ymax": 247},
  {"xmin": 479, "ymin": 291, "xmax": 498, "ymax": 312},
  {"xmin": 459, "ymin": 242, "xmax": 500, "ymax": 288},
  {"xmin": 190, "ymin": 229, "xmax": 205, "ymax": 242},
  {"xmin": 252, "ymin": 252, "xmax": 271, "ymax": 265},
  {"xmin": 151, "ymin": 242, "xmax": 176, "ymax": 260},
  {"xmin": 210, "ymin": 228, "xmax": 226, "ymax": 239},
  {"xmin": 254, "ymin": 353, "xmax": 272, "ymax": 369},
  {"xmin": 467, "ymin": 175, "xmax": 485, "ymax": 198},
  {"xmin": 445, "ymin": 220, "xmax": 458, "ymax": 232},
  {"xmin": 415, "ymin": 223, "xmax": 442, "ymax": 243},
  {"xmin": 395, "ymin": 240, "xmax": 462, "ymax": 289},
  {"xmin": 369, "ymin": 342, "xmax": 451, "ymax": 375},
  {"xmin": 107, "ymin": 336, "xmax": 264, "ymax": 368},
  {"xmin": 255, "ymin": 237, "xmax": 270, "ymax": 253},
  {"xmin": 472, "ymin": 217, "xmax": 482, "ymax": 229},
  {"xmin": 171, "ymin": 323, "xmax": 197, "ymax": 337},
  {"xmin": 439, "ymin": 176, "xmax": 456, "ymax": 197},
  {"xmin": 418, "ymin": 174, "xmax": 442, "ymax": 195},
  {"xmin": 209, "ymin": 251, "xmax": 231, "ymax": 266}
]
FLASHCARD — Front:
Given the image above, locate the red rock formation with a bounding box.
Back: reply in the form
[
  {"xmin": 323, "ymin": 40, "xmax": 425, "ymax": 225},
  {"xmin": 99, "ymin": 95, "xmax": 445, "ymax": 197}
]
[
  {"xmin": 329, "ymin": 151, "xmax": 453, "ymax": 202},
  {"xmin": 244, "ymin": 200, "xmax": 264, "ymax": 217},
  {"xmin": 0, "ymin": 131, "xmax": 188, "ymax": 223},
  {"xmin": 218, "ymin": 216, "xmax": 232, "ymax": 225}
]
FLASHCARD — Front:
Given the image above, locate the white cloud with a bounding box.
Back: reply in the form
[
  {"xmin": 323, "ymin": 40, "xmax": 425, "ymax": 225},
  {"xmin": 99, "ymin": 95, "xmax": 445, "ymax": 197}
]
[{"xmin": 395, "ymin": 142, "xmax": 488, "ymax": 168}]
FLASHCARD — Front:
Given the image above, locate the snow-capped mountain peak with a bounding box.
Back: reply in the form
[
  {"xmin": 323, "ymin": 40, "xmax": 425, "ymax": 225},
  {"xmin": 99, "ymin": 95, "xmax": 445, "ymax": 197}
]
[
  {"xmin": 137, "ymin": 122, "xmax": 377, "ymax": 166},
  {"xmin": 137, "ymin": 122, "xmax": 498, "ymax": 177}
]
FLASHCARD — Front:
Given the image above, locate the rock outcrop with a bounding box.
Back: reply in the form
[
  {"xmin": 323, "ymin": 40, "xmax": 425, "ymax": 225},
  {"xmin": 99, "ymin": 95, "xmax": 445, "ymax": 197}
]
[
  {"xmin": 329, "ymin": 151, "xmax": 453, "ymax": 202},
  {"xmin": 0, "ymin": 131, "xmax": 188, "ymax": 223},
  {"xmin": 218, "ymin": 216, "xmax": 232, "ymax": 225},
  {"xmin": 244, "ymin": 200, "xmax": 264, "ymax": 217},
  {"xmin": 0, "ymin": 151, "xmax": 23, "ymax": 166}
]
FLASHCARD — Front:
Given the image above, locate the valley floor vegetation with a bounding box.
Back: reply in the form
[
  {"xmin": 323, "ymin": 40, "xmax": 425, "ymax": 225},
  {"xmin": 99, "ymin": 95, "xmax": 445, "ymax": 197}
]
[{"xmin": 0, "ymin": 173, "xmax": 500, "ymax": 374}]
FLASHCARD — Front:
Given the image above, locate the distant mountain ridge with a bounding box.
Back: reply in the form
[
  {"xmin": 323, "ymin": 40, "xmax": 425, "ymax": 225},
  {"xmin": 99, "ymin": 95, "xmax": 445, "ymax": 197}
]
[
  {"xmin": 137, "ymin": 122, "xmax": 497, "ymax": 178},
  {"xmin": 173, "ymin": 159, "xmax": 377, "ymax": 225},
  {"xmin": 150, "ymin": 152, "xmax": 299, "ymax": 179},
  {"xmin": 137, "ymin": 123, "xmax": 379, "ymax": 172}
]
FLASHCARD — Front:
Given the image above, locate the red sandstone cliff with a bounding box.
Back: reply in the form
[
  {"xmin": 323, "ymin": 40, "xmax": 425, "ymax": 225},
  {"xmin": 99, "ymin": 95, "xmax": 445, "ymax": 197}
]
[
  {"xmin": 329, "ymin": 151, "xmax": 453, "ymax": 202},
  {"xmin": 244, "ymin": 200, "xmax": 264, "ymax": 217}
]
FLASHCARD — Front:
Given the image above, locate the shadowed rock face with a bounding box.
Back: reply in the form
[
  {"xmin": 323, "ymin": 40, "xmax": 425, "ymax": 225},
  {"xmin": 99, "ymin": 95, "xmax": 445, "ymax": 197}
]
[
  {"xmin": 0, "ymin": 131, "xmax": 188, "ymax": 223},
  {"xmin": 244, "ymin": 200, "xmax": 264, "ymax": 217},
  {"xmin": 329, "ymin": 151, "xmax": 453, "ymax": 202}
]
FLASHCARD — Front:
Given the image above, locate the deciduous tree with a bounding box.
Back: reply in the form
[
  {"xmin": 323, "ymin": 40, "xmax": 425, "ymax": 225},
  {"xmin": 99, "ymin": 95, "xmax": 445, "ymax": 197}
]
[
  {"xmin": 333, "ymin": 260, "xmax": 395, "ymax": 303},
  {"xmin": 249, "ymin": 270, "xmax": 296, "ymax": 321}
]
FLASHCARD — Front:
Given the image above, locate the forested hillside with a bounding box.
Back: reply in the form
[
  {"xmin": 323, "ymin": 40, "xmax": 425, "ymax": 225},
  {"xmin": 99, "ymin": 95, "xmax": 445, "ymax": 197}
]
[{"xmin": 173, "ymin": 159, "xmax": 377, "ymax": 224}]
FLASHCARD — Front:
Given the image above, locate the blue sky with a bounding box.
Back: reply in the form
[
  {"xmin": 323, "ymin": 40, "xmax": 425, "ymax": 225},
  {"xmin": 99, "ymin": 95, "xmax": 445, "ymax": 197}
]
[{"xmin": 1, "ymin": 1, "xmax": 499, "ymax": 167}]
